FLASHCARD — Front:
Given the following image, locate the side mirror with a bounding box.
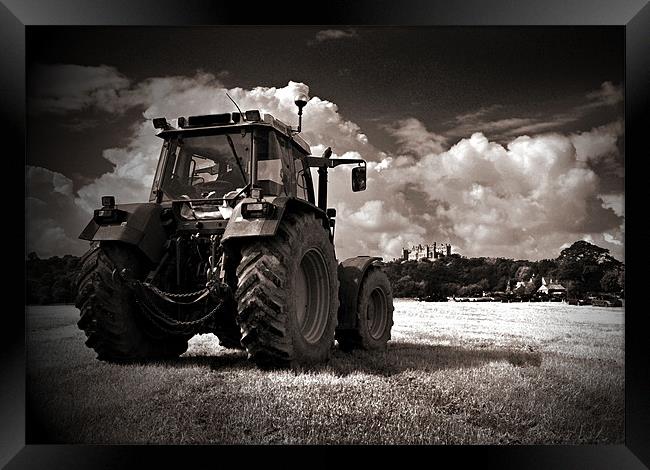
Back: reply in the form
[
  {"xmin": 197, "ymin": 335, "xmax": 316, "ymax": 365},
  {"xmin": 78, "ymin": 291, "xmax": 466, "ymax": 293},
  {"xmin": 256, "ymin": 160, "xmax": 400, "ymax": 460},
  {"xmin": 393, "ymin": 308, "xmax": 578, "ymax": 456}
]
[{"xmin": 352, "ymin": 166, "xmax": 366, "ymax": 192}]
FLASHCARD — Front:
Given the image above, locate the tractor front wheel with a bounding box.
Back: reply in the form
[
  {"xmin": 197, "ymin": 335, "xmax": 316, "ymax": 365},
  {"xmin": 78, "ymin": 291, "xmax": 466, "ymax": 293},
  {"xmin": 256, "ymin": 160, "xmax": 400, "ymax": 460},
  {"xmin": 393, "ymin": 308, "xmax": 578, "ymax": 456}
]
[{"xmin": 336, "ymin": 268, "xmax": 394, "ymax": 351}]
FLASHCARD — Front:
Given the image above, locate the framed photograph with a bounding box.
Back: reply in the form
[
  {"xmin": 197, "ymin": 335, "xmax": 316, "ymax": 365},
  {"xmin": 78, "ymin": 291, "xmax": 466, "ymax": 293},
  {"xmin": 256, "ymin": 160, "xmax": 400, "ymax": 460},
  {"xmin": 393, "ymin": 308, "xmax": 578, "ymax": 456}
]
[{"xmin": 7, "ymin": 0, "xmax": 650, "ymax": 467}]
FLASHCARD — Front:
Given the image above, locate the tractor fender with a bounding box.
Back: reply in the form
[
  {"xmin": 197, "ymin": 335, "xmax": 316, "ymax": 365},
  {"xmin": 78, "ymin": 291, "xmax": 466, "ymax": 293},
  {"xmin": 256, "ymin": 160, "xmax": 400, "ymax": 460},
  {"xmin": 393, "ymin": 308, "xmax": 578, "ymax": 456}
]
[
  {"xmin": 337, "ymin": 256, "xmax": 384, "ymax": 330},
  {"xmin": 78, "ymin": 203, "xmax": 166, "ymax": 263},
  {"xmin": 221, "ymin": 196, "xmax": 327, "ymax": 244}
]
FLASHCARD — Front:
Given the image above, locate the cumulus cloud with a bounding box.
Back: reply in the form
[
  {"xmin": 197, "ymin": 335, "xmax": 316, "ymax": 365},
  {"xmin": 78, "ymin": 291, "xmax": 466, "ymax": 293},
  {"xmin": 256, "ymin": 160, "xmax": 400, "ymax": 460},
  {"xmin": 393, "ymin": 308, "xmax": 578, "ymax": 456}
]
[
  {"xmin": 570, "ymin": 121, "xmax": 623, "ymax": 165},
  {"xmin": 311, "ymin": 29, "xmax": 358, "ymax": 44},
  {"xmin": 26, "ymin": 65, "xmax": 624, "ymax": 262},
  {"xmin": 27, "ymin": 66, "xmax": 381, "ymax": 258},
  {"xmin": 369, "ymin": 124, "xmax": 624, "ymax": 261},
  {"xmin": 599, "ymin": 193, "xmax": 624, "ymax": 217},
  {"xmin": 603, "ymin": 233, "xmax": 622, "ymax": 246}
]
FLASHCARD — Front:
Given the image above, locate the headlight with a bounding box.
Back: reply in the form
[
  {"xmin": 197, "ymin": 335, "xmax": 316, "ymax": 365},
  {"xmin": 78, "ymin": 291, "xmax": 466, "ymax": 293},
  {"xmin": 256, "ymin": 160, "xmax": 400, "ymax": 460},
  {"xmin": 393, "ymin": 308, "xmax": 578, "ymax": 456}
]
[
  {"xmin": 241, "ymin": 201, "xmax": 274, "ymax": 218},
  {"xmin": 93, "ymin": 208, "xmax": 121, "ymax": 223}
]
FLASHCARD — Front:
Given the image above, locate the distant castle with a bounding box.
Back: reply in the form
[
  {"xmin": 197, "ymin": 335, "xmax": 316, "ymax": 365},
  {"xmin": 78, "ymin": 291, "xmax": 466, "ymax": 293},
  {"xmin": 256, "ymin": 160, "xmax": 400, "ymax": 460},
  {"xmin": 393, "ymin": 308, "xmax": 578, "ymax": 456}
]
[{"xmin": 402, "ymin": 242, "xmax": 451, "ymax": 261}]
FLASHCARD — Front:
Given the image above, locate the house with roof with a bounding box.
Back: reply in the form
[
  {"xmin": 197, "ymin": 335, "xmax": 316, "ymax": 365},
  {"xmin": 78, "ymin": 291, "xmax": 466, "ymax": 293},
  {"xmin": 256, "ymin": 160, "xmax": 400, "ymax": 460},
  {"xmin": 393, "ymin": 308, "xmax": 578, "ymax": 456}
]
[
  {"xmin": 537, "ymin": 277, "xmax": 567, "ymax": 297},
  {"xmin": 507, "ymin": 275, "xmax": 537, "ymax": 296}
]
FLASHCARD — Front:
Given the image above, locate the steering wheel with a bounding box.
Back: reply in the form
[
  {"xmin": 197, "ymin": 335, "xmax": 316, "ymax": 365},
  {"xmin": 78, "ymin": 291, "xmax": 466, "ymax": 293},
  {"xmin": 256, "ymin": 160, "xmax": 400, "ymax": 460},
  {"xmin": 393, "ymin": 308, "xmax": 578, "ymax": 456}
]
[{"xmin": 194, "ymin": 180, "xmax": 236, "ymax": 197}]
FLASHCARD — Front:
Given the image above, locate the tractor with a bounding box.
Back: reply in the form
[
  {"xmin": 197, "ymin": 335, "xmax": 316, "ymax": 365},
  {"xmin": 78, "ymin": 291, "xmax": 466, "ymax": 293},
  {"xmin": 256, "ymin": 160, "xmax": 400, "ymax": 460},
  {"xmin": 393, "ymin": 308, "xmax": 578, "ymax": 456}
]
[{"xmin": 75, "ymin": 93, "xmax": 394, "ymax": 369}]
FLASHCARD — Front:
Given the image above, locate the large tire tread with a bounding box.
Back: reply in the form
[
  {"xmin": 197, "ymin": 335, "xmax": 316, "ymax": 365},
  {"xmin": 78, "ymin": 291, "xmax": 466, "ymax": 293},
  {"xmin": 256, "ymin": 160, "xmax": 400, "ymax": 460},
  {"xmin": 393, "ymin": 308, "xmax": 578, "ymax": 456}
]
[
  {"xmin": 235, "ymin": 213, "xmax": 339, "ymax": 369},
  {"xmin": 75, "ymin": 243, "xmax": 189, "ymax": 361}
]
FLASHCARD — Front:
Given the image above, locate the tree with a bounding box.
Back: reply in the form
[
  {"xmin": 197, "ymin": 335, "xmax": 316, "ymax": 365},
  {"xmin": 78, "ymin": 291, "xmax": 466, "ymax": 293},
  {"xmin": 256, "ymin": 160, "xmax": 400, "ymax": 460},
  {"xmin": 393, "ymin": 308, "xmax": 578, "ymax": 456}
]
[
  {"xmin": 525, "ymin": 279, "xmax": 539, "ymax": 295},
  {"xmin": 582, "ymin": 264, "xmax": 603, "ymax": 292},
  {"xmin": 27, "ymin": 253, "xmax": 82, "ymax": 305},
  {"xmin": 382, "ymin": 240, "xmax": 623, "ymax": 300},
  {"xmin": 514, "ymin": 265, "xmax": 533, "ymax": 281},
  {"xmin": 600, "ymin": 270, "xmax": 622, "ymax": 293}
]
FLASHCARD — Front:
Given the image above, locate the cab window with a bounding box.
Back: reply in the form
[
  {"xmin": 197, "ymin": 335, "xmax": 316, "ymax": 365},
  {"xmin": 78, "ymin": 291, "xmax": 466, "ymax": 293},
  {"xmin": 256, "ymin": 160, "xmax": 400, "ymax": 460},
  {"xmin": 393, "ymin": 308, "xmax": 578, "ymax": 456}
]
[
  {"xmin": 295, "ymin": 158, "xmax": 309, "ymax": 201},
  {"xmin": 257, "ymin": 130, "xmax": 296, "ymax": 197}
]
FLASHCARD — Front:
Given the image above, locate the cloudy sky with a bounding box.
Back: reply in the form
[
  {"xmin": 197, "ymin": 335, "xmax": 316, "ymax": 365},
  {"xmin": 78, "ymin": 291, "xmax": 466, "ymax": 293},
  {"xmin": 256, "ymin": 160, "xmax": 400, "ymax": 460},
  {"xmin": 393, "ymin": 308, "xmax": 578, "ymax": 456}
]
[{"xmin": 26, "ymin": 26, "xmax": 624, "ymax": 262}]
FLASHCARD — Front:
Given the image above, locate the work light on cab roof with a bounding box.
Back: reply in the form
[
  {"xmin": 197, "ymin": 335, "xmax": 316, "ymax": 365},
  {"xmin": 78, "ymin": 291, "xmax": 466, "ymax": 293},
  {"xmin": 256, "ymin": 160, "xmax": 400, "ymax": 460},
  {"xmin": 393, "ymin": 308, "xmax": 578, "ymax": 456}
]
[{"xmin": 152, "ymin": 92, "xmax": 308, "ymax": 133}]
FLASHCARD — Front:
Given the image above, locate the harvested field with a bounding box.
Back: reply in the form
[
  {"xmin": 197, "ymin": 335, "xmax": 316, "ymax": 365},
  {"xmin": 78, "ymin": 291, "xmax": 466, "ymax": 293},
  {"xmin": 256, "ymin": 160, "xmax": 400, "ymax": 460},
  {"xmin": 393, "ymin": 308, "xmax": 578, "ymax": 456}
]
[{"xmin": 26, "ymin": 300, "xmax": 624, "ymax": 444}]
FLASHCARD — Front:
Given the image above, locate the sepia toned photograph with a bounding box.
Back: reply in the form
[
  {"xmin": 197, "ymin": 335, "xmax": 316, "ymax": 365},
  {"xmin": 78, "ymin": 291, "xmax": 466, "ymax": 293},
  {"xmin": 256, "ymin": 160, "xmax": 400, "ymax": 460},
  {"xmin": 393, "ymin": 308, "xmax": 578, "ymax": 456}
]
[{"xmin": 25, "ymin": 24, "xmax": 626, "ymax": 446}]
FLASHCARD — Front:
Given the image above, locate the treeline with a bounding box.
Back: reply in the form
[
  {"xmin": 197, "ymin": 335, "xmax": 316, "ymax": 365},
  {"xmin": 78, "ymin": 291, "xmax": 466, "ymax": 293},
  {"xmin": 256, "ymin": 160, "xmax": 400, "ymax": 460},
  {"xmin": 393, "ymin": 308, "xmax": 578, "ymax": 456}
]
[
  {"xmin": 25, "ymin": 240, "xmax": 624, "ymax": 304},
  {"xmin": 384, "ymin": 241, "xmax": 624, "ymax": 299},
  {"xmin": 26, "ymin": 252, "xmax": 81, "ymax": 304}
]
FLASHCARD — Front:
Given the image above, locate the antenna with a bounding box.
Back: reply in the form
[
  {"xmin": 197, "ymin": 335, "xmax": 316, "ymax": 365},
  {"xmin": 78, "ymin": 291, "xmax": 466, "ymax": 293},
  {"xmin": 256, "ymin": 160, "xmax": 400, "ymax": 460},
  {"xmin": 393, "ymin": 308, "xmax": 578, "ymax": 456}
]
[{"xmin": 226, "ymin": 92, "xmax": 245, "ymax": 120}]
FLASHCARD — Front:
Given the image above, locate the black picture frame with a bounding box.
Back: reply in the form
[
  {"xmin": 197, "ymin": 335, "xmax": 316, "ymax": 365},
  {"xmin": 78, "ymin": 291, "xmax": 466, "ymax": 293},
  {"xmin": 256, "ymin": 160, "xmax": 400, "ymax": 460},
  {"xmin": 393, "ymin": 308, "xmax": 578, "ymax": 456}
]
[{"xmin": 6, "ymin": 0, "xmax": 649, "ymax": 467}]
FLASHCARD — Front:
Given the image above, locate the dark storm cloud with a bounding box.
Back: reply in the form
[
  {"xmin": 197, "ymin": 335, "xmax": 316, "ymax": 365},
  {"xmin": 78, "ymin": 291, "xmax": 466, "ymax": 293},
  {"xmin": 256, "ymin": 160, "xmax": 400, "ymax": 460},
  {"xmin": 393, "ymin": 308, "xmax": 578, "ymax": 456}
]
[
  {"xmin": 62, "ymin": 118, "xmax": 100, "ymax": 132},
  {"xmin": 29, "ymin": 63, "xmax": 132, "ymax": 114},
  {"xmin": 26, "ymin": 166, "xmax": 90, "ymax": 257}
]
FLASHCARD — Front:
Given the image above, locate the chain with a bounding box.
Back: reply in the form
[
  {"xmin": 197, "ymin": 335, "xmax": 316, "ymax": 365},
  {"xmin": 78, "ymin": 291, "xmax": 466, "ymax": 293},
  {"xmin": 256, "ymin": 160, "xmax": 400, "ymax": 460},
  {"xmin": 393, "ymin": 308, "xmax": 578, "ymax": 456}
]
[
  {"xmin": 145, "ymin": 283, "xmax": 210, "ymax": 305},
  {"xmin": 136, "ymin": 299, "xmax": 189, "ymax": 335},
  {"xmin": 142, "ymin": 283, "xmax": 210, "ymax": 305},
  {"xmin": 135, "ymin": 283, "xmax": 222, "ymax": 334},
  {"xmin": 147, "ymin": 284, "xmax": 208, "ymax": 299},
  {"xmin": 135, "ymin": 286, "xmax": 223, "ymax": 335}
]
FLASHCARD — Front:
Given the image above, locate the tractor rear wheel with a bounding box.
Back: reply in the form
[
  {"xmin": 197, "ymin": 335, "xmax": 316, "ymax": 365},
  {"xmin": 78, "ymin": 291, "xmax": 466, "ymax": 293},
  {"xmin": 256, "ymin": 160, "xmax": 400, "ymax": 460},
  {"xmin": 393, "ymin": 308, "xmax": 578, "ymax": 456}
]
[
  {"xmin": 235, "ymin": 212, "xmax": 339, "ymax": 368},
  {"xmin": 336, "ymin": 268, "xmax": 394, "ymax": 351},
  {"xmin": 75, "ymin": 242, "xmax": 189, "ymax": 361}
]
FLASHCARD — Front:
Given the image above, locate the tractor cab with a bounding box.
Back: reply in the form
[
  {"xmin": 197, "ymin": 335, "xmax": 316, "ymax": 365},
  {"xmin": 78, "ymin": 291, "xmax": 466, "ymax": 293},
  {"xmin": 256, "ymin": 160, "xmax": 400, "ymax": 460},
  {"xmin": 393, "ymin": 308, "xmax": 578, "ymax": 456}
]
[{"xmin": 150, "ymin": 112, "xmax": 316, "ymax": 208}]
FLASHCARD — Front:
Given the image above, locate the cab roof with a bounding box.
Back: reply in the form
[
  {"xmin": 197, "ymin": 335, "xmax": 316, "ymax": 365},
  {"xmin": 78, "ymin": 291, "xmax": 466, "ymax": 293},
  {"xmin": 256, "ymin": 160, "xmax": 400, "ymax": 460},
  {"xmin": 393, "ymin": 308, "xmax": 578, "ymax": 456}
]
[{"xmin": 155, "ymin": 112, "xmax": 311, "ymax": 154}]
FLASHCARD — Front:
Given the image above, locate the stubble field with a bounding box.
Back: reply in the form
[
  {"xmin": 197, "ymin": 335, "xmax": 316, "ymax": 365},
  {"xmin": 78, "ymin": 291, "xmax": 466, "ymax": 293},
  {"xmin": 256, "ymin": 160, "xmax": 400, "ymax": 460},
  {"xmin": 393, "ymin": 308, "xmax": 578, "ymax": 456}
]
[{"xmin": 26, "ymin": 300, "xmax": 624, "ymax": 444}]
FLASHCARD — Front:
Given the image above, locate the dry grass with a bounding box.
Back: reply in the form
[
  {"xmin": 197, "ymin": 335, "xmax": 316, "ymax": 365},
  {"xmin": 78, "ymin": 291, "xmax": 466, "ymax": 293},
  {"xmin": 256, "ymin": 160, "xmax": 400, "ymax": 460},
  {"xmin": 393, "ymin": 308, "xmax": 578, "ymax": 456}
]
[{"xmin": 26, "ymin": 300, "xmax": 624, "ymax": 444}]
